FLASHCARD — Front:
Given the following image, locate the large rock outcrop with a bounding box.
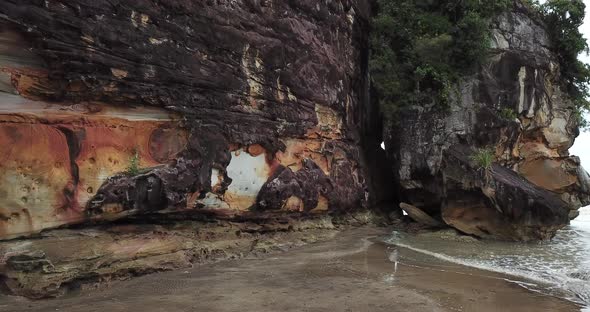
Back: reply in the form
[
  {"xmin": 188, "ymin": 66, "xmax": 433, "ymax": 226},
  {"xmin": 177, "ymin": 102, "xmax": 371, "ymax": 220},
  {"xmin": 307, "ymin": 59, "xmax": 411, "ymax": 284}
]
[
  {"xmin": 0, "ymin": 0, "xmax": 373, "ymax": 240},
  {"xmin": 386, "ymin": 2, "xmax": 590, "ymax": 241},
  {"xmin": 2, "ymin": 1, "xmax": 590, "ymax": 301},
  {"xmin": 0, "ymin": 0, "xmax": 589, "ymax": 300}
]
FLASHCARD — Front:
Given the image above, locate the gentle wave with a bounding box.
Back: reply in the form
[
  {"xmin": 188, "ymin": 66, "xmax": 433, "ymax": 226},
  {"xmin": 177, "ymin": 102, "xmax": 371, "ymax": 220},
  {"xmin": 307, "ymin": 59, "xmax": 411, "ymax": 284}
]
[
  {"xmin": 386, "ymin": 239, "xmax": 590, "ymax": 305},
  {"xmin": 384, "ymin": 207, "xmax": 590, "ymax": 307}
]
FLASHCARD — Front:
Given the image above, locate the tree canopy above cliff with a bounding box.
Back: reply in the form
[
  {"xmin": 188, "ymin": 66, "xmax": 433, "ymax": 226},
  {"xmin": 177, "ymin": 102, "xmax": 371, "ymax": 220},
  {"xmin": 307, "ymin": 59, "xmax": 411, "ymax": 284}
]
[
  {"xmin": 370, "ymin": 0, "xmax": 512, "ymax": 116},
  {"xmin": 370, "ymin": 0, "xmax": 590, "ymax": 127},
  {"xmin": 540, "ymin": 0, "xmax": 590, "ymax": 128}
]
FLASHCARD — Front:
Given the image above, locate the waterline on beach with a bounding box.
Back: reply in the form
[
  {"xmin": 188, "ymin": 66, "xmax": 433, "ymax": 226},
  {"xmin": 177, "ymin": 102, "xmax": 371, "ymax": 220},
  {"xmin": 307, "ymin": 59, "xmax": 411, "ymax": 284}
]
[{"xmin": 384, "ymin": 208, "xmax": 590, "ymax": 308}]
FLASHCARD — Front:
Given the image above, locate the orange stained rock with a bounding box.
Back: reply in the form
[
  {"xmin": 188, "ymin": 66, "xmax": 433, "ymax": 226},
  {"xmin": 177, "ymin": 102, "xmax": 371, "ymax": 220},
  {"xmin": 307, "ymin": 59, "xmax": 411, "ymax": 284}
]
[
  {"xmin": 0, "ymin": 97, "xmax": 339, "ymax": 239},
  {"xmin": 517, "ymin": 141, "xmax": 560, "ymax": 159},
  {"xmin": 247, "ymin": 144, "xmax": 265, "ymax": 157},
  {"xmin": 277, "ymin": 139, "xmax": 330, "ymax": 174},
  {"xmin": 0, "ymin": 123, "xmax": 74, "ymax": 239},
  {"xmin": 0, "ymin": 98, "xmax": 188, "ymax": 239},
  {"xmin": 519, "ymin": 158, "xmax": 578, "ymax": 192},
  {"xmin": 283, "ymin": 196, "xmax": 304, "ymax": 212},
  {"xmin": 310, "ymin": 195, "xmax": 330, "ymax": 213}
]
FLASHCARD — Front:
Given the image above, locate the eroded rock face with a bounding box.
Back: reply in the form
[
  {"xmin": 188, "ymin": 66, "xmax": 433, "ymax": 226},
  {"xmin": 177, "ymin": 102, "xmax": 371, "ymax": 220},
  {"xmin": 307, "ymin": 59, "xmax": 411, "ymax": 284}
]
[
  {"xmin": 442, "ymin": 146, "xmax": 570, "ymax": 241},
  {"xmin": 0, "ymin": 216, "xmax": 341, "ymax": 298},
  {"xmin": 0, "ymin": 0, "xmax": 372, "ymax": 240},
  {"xmin": 385, "ymin": 3, "xmax": 590, "ymax": 241}
]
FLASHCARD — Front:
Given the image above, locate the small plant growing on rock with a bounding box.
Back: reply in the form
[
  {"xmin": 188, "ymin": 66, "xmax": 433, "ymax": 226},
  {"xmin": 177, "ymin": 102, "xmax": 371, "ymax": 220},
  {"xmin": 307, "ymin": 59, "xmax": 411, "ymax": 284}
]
[
  {"xmin": 126, "ymin": 148, "xmax": 141, "ymax": 175},
  {"xmin": 470, "ymin": 147, "xmax": 494, "ymax": 171},
  {"xmin": 499, "ymin": 108, "xmax": 517, "ymax": 120}
]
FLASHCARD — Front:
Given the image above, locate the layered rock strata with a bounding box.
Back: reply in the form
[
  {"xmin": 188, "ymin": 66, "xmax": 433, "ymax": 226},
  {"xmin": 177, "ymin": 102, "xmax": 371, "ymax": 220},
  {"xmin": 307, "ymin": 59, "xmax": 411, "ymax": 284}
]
[
  {"xmin": 1, "ymin": 1, "xmax": 590, "ymax": 301},
  {"xmin": 0, "ymin": 0, "xmax": 371, "ymax": 240},
  {"xmin": 387, "ymin": 2, "xmax": 590, "ymax": 240},
  {"xmin": 0, "ymin": 214, "xmax": 351, "ymax": 298}
]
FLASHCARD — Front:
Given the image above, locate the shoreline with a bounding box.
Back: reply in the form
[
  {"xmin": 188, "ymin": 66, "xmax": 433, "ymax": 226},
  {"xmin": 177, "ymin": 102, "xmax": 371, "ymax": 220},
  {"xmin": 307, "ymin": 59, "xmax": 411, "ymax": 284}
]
[
  {"xmin": 381, "ymin": 241, "xmax": 584, "ymax": 311},
  {"xmin": 0, "ymin": 227, "xmax": 582, "ymax": 312}
]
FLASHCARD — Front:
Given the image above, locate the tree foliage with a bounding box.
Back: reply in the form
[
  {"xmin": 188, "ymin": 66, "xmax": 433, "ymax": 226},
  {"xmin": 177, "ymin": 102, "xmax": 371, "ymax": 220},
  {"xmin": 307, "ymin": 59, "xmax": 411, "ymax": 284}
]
[
  {"xmin": 371, "ymin": 0, "xmax": 590, "ymax": 128},
  {"xmin": 370, "ymin": 0, "xmax": 512, "ymax": 117},
  {"xmin": 541, "ymin": 0, "xmax": 590, "ymax": 128}
]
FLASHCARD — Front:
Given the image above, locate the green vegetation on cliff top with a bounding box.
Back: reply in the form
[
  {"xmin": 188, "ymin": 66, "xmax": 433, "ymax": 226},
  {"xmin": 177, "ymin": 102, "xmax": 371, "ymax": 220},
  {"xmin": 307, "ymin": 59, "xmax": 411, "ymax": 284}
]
[
  {"xmin": 541, "ymin": 0, "xmax": 590, "ymax": 128},
  {"xmin": 370, "ymin": 0, "xmax": 590, "ymax": 127}
]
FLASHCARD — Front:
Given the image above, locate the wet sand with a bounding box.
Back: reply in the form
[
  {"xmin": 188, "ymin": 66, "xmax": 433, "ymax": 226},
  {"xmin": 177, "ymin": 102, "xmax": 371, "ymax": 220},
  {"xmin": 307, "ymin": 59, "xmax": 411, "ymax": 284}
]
[{"xmin": 0, "ymin": 227, "xmax": 582, "ymax": 312}]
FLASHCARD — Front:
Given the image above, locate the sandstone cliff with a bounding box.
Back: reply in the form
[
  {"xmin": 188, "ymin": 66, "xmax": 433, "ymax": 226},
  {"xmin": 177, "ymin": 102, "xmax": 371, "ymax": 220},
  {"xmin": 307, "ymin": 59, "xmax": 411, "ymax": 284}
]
[
  {"xmin": 0, "ymin": 0, "xmax": 590, "ymax": 299},
  {"xmin": 0, "ymin": 0, "xmax": 587, "ymax": 243},
  {"xmin": 387, "ymin": 2, "xmax": 590, "ymax": 241},
  {"xmin": 0, "ymin": 0, "xmax": 373, "ymax": 240}
]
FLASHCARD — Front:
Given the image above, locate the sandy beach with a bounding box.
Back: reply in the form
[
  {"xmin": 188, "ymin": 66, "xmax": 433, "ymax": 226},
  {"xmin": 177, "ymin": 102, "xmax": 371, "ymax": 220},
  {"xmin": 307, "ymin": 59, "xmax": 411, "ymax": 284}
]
[{"xmin": 0, "ymin": 227, "xmax": 582, "ymax": 312}]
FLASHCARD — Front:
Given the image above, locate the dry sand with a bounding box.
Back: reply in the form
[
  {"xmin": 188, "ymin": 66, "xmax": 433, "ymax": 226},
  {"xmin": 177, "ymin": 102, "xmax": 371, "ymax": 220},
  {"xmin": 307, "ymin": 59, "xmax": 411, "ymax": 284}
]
[{"xmin": 0, "ymin": 227, "xmax": 582, "ymax": 312}]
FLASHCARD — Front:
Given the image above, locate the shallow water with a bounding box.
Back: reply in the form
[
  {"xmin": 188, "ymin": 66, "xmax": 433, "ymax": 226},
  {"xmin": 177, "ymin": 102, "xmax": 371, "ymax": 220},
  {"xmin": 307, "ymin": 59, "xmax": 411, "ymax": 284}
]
[{"xmin": 384, "ymin": 208, "xmax": 590, "ymax": 308}]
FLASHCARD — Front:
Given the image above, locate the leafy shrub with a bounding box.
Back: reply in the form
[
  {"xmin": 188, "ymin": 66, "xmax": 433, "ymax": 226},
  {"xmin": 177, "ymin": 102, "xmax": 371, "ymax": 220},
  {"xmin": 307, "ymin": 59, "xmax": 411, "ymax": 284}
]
[
  {"xmin": 126, "ymin": 149, "xmax": 141, "ymax": 175},
  {"xmin": 470, "ymin": 147, "xmax": 495, "ymax": 170},
  {"xmin": 499, "ymin": 108, "xmax": 517, "ymax": 120}
]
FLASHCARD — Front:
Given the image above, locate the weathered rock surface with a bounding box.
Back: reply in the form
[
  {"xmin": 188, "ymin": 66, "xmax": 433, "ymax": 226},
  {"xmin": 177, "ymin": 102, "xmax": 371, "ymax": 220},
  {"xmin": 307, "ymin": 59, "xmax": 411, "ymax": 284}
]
[
  {"xmin": 1, "ymin": 0, "xmax": 590, "ymax": 300},
  {"xmin": 0, "ymin": 215, "xmax": 342, "ymax": 298},
  {"xmin": 385, "ymin": 2, "xmax": 590, "ymax": 241},
  {"xmin": 399, "ymin": 202, "xmax": 442, "ymax": 227},
  {"xmin": 442, "ymin": 146, "xmax": 570, "ymax": 241},
  {"xmin": 0, "ymin": 0, "xmax": 372, "ymax": 240}
]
